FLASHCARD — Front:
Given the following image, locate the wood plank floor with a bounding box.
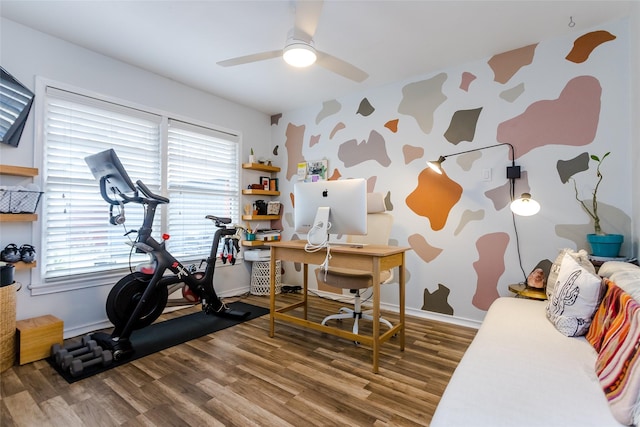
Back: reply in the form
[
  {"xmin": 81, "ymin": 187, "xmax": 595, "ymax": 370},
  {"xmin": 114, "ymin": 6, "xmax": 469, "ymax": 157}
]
[{"xmin": 0, "ymin": 293, "xmax": 476, "ymax": 426}]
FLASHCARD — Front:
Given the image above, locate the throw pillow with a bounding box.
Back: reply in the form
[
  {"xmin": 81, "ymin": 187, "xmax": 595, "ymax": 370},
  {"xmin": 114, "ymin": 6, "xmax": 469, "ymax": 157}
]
[
  {"xmin": 587, "ymin": 279, "xmax": 619, "ymax": 353},
  {"xmin": 546, "ymin": 252, "xmax": 604, "ymax": 336},
  {"xmin": 591, "ymin": 283, "xmax": 640, "ymax": 425},
  {"xmin": 546, "ymin": 248, "xmax": 596, "ymax": 300}
]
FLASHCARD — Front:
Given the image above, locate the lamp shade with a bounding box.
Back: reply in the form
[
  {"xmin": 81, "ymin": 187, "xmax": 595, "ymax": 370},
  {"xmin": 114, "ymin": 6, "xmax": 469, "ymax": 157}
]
[
  {"xmin": 283, "ymin": 42, "xmax": 317, "ymax": 67},
  {"xmin": 426, "ymin": 156, "xmax": 446, "ymax": 174},
  {"xmin": 510, "ymin": 193, "xmax": 540, "ymax": 216}
]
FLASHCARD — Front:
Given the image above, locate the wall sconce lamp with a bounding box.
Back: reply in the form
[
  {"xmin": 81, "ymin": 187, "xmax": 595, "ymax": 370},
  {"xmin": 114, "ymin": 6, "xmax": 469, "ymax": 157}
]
[{"xmin": 427, "ymin": 143, "xmax": 540, "ymax": 216}]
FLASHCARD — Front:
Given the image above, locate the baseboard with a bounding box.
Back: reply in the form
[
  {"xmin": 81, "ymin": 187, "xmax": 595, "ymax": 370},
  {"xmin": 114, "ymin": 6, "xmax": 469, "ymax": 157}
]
[{"xmin": 63, "ymin": 319, "xmax": 112, "ymax": 339}]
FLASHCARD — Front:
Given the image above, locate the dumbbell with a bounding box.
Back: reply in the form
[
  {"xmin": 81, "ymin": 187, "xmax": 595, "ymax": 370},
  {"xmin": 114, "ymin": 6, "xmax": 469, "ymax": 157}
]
[
  {"xmin": 51, "ymin": 334, "xmax": 93, "ymax": 355},
  {"xmin": 70, "ymin": 349, "xmax": 113, "ymax": 377},
  {"xmin": 54, "ymin": 340, "xmax": 98, "ymax": 365},
  {"xmin": 61, "ymin": 346, "xmax": 103, "ymax": 370}
]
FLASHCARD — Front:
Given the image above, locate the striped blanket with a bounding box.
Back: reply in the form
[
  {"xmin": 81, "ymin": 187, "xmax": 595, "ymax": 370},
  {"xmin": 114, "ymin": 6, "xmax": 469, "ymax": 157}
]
[{"xmin": 587, "ymin": 280, "xmax": 640, "ymax": 425}]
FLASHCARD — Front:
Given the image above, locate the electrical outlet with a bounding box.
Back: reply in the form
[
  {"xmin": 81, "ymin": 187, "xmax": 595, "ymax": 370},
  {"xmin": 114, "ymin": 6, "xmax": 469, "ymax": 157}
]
[{"xmin": 481, "ymin": 168, "xmax": 492, "ymax": 182}]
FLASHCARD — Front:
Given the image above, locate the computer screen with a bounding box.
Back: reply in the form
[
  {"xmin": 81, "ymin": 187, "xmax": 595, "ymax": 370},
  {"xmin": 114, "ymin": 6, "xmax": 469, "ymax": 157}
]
[
  {"xmin": 84, "ymin": 149, "xmax": 137, "ymax": 196},
  {"xmin": 294, "ymin": 178, "xmax": 367, "ymax": 239}
]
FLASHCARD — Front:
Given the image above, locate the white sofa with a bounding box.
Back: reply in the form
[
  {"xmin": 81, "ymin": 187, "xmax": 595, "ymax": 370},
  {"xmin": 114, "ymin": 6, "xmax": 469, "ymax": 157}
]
[{"xmin": 432, "ymin": 260, "xmax": 640, "ymax": 427}]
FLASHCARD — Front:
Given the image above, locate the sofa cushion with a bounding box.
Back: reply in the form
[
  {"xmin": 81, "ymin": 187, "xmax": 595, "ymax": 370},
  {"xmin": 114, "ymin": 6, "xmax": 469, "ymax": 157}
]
[
  {"xmin": 598, "ymin": 262, "xmax": 640, "ymax": 303},
  {"xmin": 546, "ymin": 252, "xmax": 604, "ymax": 336},
  {"xmin": 587, "ymin": 280, "xmax": 640, "ymax": 425},
  {"xmin": 431, "ymin": 297, "xmax": 622, "ymax": 427},
  {"xmin": 547, "ymin": 248, "xmax": 596, "ymax": 300}
]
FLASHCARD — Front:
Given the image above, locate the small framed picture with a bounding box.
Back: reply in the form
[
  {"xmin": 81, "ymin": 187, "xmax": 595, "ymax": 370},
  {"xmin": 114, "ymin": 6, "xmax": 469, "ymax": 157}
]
[{"xmin": 260, "ymin": 176, "xmax": 270, "ymax": 190}]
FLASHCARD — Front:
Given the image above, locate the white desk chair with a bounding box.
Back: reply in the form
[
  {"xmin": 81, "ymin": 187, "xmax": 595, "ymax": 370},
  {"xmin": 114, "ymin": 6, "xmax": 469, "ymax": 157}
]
[{"xmin": 317, "ymin": 193, "xmax": 394, "ymax": 335}]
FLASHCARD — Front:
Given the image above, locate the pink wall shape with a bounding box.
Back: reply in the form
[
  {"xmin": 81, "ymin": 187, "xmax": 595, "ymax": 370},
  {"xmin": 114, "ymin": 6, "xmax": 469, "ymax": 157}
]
[
  {"xmin": 460, "ymin": 72, "xmax": 477, "ymax": 92},
  {"xmin": 284, "ymin": 123, "xmax": 306, "ymax": 180},
  {"xmin": 488, "ymin": 44, "xmax": 537, "ymax": 84},
  {"xmin": 497, "ymin": 75, "xmax": 602, "ymax": 159},
  {"xmin": 408, "ymin": 233, "xmax": 443, "ymax": 263},
  {"xmin": 472, "ymin": 232, "xmax": 509, "ymax": 311}
]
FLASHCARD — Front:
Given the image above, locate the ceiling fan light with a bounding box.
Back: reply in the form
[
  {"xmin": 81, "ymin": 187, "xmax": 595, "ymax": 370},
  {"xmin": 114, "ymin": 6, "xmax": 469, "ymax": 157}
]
[{"xmin": 283, "ymin": 42, "xmax": 317, "ymax": 67}]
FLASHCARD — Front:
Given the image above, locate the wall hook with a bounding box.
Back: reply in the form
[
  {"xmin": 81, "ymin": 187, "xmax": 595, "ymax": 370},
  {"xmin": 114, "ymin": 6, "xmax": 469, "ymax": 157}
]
[{"xmin": 568, "ymin": 16, "xmax": 575, "ymax": 28}]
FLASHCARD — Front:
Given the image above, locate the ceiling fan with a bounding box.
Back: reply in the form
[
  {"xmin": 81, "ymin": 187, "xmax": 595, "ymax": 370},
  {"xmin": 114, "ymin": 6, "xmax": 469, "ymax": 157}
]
[{"xmin": 216, "ymin": 0, "xmax": 368, "ymax": 83}]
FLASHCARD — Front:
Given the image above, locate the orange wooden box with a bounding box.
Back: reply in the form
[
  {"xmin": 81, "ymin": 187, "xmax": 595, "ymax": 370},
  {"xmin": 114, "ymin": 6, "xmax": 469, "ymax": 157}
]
[{"xmin": 16, "ymin": 315, "xmax": 63, "ymax": 365}]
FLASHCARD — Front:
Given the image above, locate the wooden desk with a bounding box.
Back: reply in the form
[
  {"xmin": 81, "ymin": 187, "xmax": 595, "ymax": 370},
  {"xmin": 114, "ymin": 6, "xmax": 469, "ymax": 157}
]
[{"xmin": 267, "ymin": 240, "xmax": 409, "ymax": 373}]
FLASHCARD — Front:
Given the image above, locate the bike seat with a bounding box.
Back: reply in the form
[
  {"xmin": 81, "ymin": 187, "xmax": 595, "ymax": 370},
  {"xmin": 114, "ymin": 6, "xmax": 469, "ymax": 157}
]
[{"xmin": 205, "ymin": 215, "xmax": 231, "ymax": 224}]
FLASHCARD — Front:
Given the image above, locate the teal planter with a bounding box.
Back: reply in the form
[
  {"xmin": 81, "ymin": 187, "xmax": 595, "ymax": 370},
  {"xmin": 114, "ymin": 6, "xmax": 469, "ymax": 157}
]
[{"xmin": 587, "ymin": 234, "xmax": 624, "ymax": 257}]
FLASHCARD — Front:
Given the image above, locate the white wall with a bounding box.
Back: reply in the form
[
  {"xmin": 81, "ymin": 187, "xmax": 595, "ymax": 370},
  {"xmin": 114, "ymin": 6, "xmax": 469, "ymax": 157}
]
[
  {"xmin": 0, "ymin": 18, "xmax": 272, "ymax": 337},
  {"xmin": 271, "ymin": 17, "xmax": 640, "ymax": 325}
]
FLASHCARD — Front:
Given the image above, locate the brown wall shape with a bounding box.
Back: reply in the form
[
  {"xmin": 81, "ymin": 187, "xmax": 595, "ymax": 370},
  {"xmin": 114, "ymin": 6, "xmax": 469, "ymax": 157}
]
[{"xmin": 566, "ymin": 30, "xmax": 616, "ymax": 63}]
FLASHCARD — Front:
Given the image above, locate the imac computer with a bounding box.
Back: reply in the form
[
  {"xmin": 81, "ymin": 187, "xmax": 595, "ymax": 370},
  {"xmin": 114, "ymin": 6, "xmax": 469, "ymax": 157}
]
[{"xmin": 294, "ymin": 178, "xmax": 367, "ymax": 246}]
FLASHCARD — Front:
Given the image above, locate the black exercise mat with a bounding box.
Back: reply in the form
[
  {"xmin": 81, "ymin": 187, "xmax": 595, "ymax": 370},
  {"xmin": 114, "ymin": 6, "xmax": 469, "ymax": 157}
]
[{"xmin": 48, "ymin": 301, "xmax": 269, "ymax": 383}]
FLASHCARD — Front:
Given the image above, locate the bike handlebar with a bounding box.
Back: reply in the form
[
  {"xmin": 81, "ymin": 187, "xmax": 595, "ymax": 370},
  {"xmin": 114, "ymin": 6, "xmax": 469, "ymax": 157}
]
[{"xmin": 136, "ymin": 180, "xmax": 169, "ymax": 204}]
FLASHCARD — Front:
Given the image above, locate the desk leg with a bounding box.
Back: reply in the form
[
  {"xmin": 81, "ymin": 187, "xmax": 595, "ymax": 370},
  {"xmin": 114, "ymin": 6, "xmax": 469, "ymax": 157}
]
[
  {"xmin": 303, "ymin": 263, "xmax": 308, "ymax": 319},
  {"xmin": 269, "ymin": 250, "xmax": 276, "ymax": 338},
  {"xmin": 399, "ymin": 252, "xmax": 406, "ymax": 351},
  {"xmin": 372, "ymin": 259, "xmax": 381, "ymax": 373}
]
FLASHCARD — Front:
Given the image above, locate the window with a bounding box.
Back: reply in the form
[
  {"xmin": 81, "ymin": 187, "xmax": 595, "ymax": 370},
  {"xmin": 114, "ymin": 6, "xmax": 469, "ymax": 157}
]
[
  {"xmin": 36, "ymin": 84, "xmax": 240, "ymax": 292},
  {"xmin": 167, "ymin": 120, "xmax": 240, "ymax": 259}
]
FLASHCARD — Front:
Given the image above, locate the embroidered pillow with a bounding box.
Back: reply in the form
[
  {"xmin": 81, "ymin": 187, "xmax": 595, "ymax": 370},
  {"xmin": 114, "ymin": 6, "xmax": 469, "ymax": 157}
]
[
  {"xmin": 546, "ymin": 252, "xmax": 604, "ymax": 336},
  {"xmin": 546, "ymin": 248, "xmax": 596, "ymax": 300}
]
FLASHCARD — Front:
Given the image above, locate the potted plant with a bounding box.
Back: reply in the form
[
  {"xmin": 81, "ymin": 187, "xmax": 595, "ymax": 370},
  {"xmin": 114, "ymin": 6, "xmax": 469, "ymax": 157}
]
[
  {"xmin": 570, "ymin": 152, "xmax": 623, "ymax": 257},
  {"xmin": 248, "ymin": 148, "xmax": 255, "ymax": 164}
]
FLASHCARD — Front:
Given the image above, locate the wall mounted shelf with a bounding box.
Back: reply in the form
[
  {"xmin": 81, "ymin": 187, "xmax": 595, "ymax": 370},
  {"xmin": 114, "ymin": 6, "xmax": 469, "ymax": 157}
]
[
  {"xmin": 0, "ymin": 165, "xmax": 38, "ymax": 177},
  {"xmin": 242, "ymin": 189, "xmax": 280, "ymax": 196},
  {"xmin": 14, "ymin": 261, "xmax": 37, "ymax": 271},
  {"xmin": 242, "ymin": 163, "xmax": 280, "ymax": 173},
  {"xmin": 0, "ymin": 165, "xmax": 40, "ymax": 223}
]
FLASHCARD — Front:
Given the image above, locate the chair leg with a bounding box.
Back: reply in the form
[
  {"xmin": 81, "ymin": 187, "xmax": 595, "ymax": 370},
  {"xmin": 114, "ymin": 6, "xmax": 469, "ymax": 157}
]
[
  {"xmin": 362, "ymin": 310, "xmax": 393, "ymax": 329},
  {"xmin": 321, "ymin": 310, "xmax": 354, "ymax": 325},
  {"xmin": 321, "ymin": 290, "xmax": 392, "ymax": 336}
]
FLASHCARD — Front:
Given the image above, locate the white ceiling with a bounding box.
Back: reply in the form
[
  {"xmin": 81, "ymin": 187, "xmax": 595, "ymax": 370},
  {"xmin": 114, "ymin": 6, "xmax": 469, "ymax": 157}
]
[{"xmin": 1, "ymin": 1, "xmax": 635, "ymax": 115}]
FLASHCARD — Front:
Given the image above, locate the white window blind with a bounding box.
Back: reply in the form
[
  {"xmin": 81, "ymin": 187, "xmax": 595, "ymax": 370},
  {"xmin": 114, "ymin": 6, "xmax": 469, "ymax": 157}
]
[
  {"xmin": 42, "ymin": 87, "xmax": 161, "ymax": 281},
  {"xmin": 37, "ymin": 85, "xmax": 241, "ymax": 290},
  {"xmin": 166, "ymin": 120, "xmax": 240, "ymax": 259}
]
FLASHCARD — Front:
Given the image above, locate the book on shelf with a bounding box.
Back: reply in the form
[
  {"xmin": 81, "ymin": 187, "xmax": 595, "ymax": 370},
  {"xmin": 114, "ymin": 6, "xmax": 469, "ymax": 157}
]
[{"xmin": 255, "ymin": 229, "xmax": 281, "ymax": 241}]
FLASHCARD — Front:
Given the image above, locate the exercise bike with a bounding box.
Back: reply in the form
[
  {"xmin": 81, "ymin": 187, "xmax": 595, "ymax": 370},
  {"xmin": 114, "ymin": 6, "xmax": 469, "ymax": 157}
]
[{"xmin": 85, "ymin": 149, "xmax": 249, "ymax": 360}]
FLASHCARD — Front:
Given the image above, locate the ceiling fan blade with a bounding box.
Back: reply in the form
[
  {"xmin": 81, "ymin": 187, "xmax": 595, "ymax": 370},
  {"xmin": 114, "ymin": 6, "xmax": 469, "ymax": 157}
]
[
  {"xmin": 316, "ymin": 51, "xmax": 369, "ymax": 83},
  {"xmin": 293, "ymin": 0, "xmax": 324, "ymax": 41},
  {"xmin": 217, "ymin": 50, "xmax": 282, "ymax": 67}
]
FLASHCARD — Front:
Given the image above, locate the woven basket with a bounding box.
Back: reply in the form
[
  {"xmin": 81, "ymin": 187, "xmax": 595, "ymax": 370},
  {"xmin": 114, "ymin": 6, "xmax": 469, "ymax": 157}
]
[
  {"xmin": 250, "ymin": 260, "xmax": 281, "ymax": 295},
  {"xmin": 0, "ymin": 283, "xmax": 17, "ymax": 372}
]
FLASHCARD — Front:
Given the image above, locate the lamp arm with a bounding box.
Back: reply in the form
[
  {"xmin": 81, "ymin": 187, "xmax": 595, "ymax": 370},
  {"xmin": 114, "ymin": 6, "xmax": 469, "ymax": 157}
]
[{"xmin": 443, "ymin": 142, "xmax": 516, "ymax": 167}]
